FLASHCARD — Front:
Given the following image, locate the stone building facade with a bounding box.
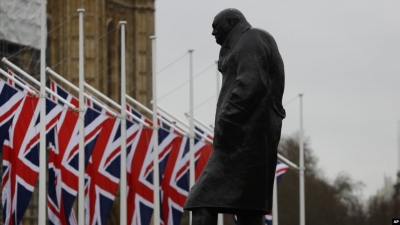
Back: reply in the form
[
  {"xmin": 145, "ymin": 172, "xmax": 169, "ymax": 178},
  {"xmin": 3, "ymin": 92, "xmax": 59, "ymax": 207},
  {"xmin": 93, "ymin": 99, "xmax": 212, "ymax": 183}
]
[
  {"xmin": 0, "ymin": 0, "xmax": 154, "ymax": 224},
  {"xmin": 47, "ymin": 0, "xmax": 155, "ymax": 107},
  {"xmin": 1, "ymin": 0, "xmax": 154, "ymax": 107}
]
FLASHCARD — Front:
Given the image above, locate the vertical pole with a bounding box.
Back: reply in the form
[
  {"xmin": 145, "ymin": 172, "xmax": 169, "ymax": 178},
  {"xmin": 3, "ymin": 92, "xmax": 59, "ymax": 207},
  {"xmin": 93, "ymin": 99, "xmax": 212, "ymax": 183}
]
[
  {"xmin": 120, "ymin": 21, "xmax": 127, "ymax": 225},
  {"xmin": 188, "ymin": 49, "xmax": 195, "ymax": 225},
  {"xmin": 38, "ymin": 0, "xmax": 47, "ymax": 224},
  {"xmin": 150, "ymin": 36, "xmax": 160, "ymax": 225},
  {"xmin": 299, "ymin": 94, "xmax": 305, "ymax": 225},
  {"xmin": 272, "ymin": 174, "xmax": 278, "ymax": 225},
  {"xmin": 215, "ymin": 60, "xmax": 224, "ymax": 225},
  {"xmin": 396, "ymin": 116, "xmax": 400, "ymax": 219},
  {"xmin": 398, "ymin": 121, "xmax": 400, "ymax": 172},
  {"xmin": 78, "ymin": 8, "xmax": 85, "ymax": 225}
]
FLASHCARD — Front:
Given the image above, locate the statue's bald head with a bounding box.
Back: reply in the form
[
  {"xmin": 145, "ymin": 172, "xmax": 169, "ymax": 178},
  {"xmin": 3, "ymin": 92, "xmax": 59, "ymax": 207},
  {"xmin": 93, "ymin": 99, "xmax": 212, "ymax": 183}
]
[
  {"xmin": 214, "ymin": 8, "xmax": 246, "ymax": 24},
  {"xmin": 212, "ymin": 8, "xmax": 247, "ymax": 45}
]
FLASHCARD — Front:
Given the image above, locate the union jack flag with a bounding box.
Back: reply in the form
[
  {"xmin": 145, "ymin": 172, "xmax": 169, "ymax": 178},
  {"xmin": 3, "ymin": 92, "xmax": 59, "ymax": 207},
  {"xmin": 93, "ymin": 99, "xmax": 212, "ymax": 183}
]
[
  {"xmin": 0, "ymin": 80, "xmax": 24, "ymax": 153},
  {"xmin": 0, "ymin": 70, "xmax": 39, "ymax": 150},
  {"xmin": 264, "ymin": 161, "xmax": 289, "ymax": 225},
  {"xmin": 47, "ymin": 80, "xmax": 109, "ymax": 225},
  {"xmin": 85, "ymin": 93, "xmax": 105, "ymax": 114},
  {"xmin": 5, "ymin": 70, "xmax": 37, "ymax": 93},
  {"xmin": 85, "ymin": 90, "xmax": 135, "ymax": 224},
  {"xmin": 160, "ymin": 135, "xmax": 189, "ymax": 225},
  {"xmin": 275, "ymin": 161, "xmax": 289, "ymax": 182},
  {"xmin": 47, "ymin": 80, "xmax": 79, "ymax": 225},
  {"xmin": 265, "ymin": 213, "xmax": 273, "ymax": 225},
  {"xmin": 1, "ymin": 70, "xmax": 38, "ymax": 156},
  {"xmin": 126, "ymin": 105, "xmax": 154, "ymax": 225},
  {"xmin": 85, "ymin": 92, "xmax": 118, "ymax": 118},
  {"xmin": 84, "ymin": 115, "xmax": 121, "ymax": 225},
  {"xmin": 158, "ymin": 125, "xmax": 212, "ymax": 225},
  {"xmin": 193, "ymin": 126, "xmax": 213, "ymax": 181},
  {"xmin": 126, "ymin": 105, "xmax": 182, "ymax": 225},
  {"xmin": 5, "ymin": 70, "xmax": 23, "ymax": 91},
  {"xmin": 2, "ymin": 91, "xmax": 63, "ymax": 225},
  {"xmin": 0, "ymin": 80, "xmax": 24, "ymax": 224}
]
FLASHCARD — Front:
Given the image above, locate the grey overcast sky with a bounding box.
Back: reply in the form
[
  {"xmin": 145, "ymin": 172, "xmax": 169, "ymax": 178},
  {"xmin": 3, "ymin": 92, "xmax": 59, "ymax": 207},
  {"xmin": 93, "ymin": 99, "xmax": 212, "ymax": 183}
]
[{"xmin": 154, "ymin": 0, "xmax": 400, "ymax": 198}]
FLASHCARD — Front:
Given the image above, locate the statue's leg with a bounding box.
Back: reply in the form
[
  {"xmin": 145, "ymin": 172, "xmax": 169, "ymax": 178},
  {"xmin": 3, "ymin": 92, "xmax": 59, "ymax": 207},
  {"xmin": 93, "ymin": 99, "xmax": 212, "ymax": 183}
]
[
  {"xmin": 192, "ymin": 207, "xmax": 218, "ymax": 225},
  {"xmin": 236, "ymin": 211, "xmax": 264, "ymax": 225}
]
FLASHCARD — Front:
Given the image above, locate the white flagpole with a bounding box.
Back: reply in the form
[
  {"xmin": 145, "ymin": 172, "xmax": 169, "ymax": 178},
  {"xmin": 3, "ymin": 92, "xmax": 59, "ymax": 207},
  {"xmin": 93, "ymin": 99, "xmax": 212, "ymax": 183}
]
[
  {"xmin": 272, "ymin": 173, "xmax": 278, "ymax": 225},
  {"xmin": 150, "ymin": 36, "xmax": 160, "ymax": 225},
  {"xmin": 120, "ymin": 21, "xmax": 127, "ymax": 225},
  {"xmin": 215, "ymin": 60, "xmax": 224, "ymax": 225},
  {"xmin": 299, "ymin": 93, "xmax": 305, "ymax": 225},
  {"xmin": 188, "ymin": 49, "xmax": 195, "ymax": 225},
  {"xmin": 398, "ymin": 121, "xmax": 400, "ymax": 172},
  {"xmin": 189, "ymin": 49, "xmax": 195, "ymax": 187},
  {"xmin": 38, "ymin": 0, "xmax": 47, "ymax": 223},
  {"xmin": 77, "ymin": 8, "xmax": 85, "ymax": 225}
]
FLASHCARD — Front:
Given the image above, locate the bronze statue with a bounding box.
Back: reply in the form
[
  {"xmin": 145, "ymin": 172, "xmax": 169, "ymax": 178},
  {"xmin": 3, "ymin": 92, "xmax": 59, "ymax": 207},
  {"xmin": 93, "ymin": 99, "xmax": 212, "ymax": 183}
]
[{"xmin": 184, "ymin": 8, "xmax": 286, "ymax": 225}]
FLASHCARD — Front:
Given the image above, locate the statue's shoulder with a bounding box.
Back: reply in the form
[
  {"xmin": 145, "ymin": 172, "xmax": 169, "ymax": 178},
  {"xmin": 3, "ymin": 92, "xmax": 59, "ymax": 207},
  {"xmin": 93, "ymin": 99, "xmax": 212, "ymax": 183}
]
[
  {"xmin": 242, "ymin": 27, "xmax": 279, "ymax": 52},
  {"xmin": 246, "ymin": 28, "xmax": 275, "ymax": 41},
  {"xmin": 238, "ymin": 27, "xmax": 275, "ymax": 50}
]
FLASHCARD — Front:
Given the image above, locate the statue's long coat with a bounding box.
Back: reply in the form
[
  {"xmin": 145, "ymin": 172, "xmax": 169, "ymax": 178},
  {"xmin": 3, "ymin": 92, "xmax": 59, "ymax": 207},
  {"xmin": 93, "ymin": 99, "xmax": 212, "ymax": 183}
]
[{"xmin": 184, "ymin": 21, "xmax": 286, "ymax": 214}]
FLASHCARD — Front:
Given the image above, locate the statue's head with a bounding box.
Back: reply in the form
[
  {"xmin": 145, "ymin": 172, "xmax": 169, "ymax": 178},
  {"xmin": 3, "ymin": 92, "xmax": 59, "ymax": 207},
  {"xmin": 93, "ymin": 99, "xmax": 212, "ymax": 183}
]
[{"xmin": 212, "ymin": 8, "xmax": 246, "ymax": 45}]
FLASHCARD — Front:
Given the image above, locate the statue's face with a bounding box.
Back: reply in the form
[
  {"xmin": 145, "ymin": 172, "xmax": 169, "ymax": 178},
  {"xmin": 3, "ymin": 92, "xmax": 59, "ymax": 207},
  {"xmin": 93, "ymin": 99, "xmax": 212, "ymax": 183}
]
[{"xmin": 212, "ymin": 17, "xmax": 233, "ymax": 46}]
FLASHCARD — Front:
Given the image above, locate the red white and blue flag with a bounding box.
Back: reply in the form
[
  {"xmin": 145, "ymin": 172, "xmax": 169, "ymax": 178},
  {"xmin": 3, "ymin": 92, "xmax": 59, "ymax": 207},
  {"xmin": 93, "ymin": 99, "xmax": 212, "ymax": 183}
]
[
  {"xmin": 193, "ymin": 126, "xmax": 212, "ymax": 181},
  {"xmin": 47, "ymin": 80, "xmax": 80, "ymax": 225},
  {"xmin": 265, "ymin": 161, "xmax": 289, "ymax": 225},
  {"xmin": 5, "ymin": 70, "xmax": 39, "ymax": 94},
  {"xmin": 275, "ymin": 161, "xmax": 289, "ymax": 182},
  {"xmin": 2, "ymin": 90, "xmax": 63, "ymax": 225},
  {"xmin": 126, "ymin": 105, "xmax": 183, "ymax": 225},
  {"xmin": 1, "ymin": 70, "xmax": 36, "ymax": 152},
  {"xmin": 126, "ymin": 105, "xmax": 154, "ymax": 225},
  {"xmin": 160, "ymin": 134, "xmax": 190, "ymax": 225},
  {"xmin": 159, "ymin": 125, "xmax": 213, "ymax": 225},
  {"xmin": 0, "ymin": 80, "xmax": 24, "ymax": 154},
  {"xmin": 47, "ymin": 80, "xmax": 109, "ymax": 225},
  {"xmin": 0, "ymin": 80, "xmax": 25, "ymax": 224},
  {"xmin": 84, "ymin": 115, "xmax": 121, "ymax": 225},
  {"xmin": 85, "ymin": 100, "xmax": 141, "ymax": 224}
]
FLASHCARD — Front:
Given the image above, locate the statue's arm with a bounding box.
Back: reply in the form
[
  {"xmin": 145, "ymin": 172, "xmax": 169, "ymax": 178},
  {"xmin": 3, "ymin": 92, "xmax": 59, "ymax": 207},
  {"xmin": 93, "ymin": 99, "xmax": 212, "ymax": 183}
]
[{"xmin": 220, "ymin": 32, "xmax": 270, "ymax": 126}]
